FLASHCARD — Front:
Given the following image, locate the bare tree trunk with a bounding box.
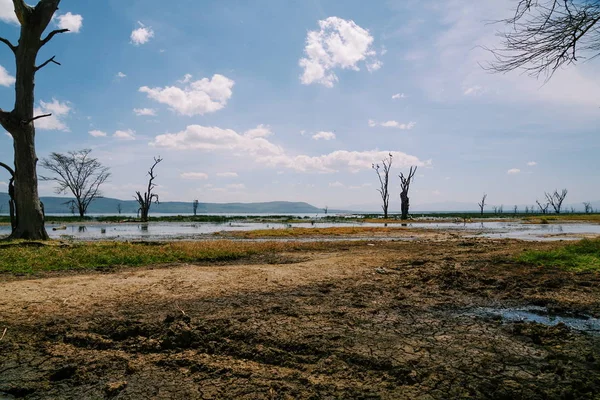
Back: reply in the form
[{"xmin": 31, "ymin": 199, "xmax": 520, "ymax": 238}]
[{"xmin": 399, "ymin": 166, "xmax": 417, "ymax": 220}]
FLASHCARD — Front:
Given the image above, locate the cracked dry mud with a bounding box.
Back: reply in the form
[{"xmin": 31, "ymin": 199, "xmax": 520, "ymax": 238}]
[{"xmin": 1, "ymin": 238, "xmax": 599, "ymax": 399}]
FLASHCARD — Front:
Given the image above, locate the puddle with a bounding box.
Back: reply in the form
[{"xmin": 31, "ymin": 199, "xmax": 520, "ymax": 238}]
[{"xmin": 467, "ymin": 306, "xmax": 600, "ymax": 334}]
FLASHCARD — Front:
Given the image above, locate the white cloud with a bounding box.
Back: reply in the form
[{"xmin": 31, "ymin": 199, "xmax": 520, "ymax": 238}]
[
  {"xmin": 151, "ymin": 124, "xmax": 430, "ymax": 173},
  {"xmin": 0, "ymin": 0, "xmax": 17, "ymax": 24},
  {"xmin": 34, "ymin": 98, "xmax": 71, "ymax": 131},
  {"xmin": 463, "ymin": 85, "xmax": 484, "ymax": 96},
  {"xmin": 217, "ymin": 172, "xmax": 238, "ymax": 178},
  {"xmin": 0, "ymin": 65, "xmax": 15, "ymax": 87},
  {"xmin": 370, "ymin": 120, "xmax": 416, "ymax": 130},
  {"xmin": 113, "ymin": 129, "xmax": 136, "ymax": 140},
  {"xmin": 312, "ymin": 131, "xmax": 336, "ymax": 140},
  {"xmin": 349, "ymin": 183, "xmax": 372, "ymax": 190},
  {"xmin": 56, "ymin": 12, "xmax": 83, "ymax": 33},
  {"xmin": 130, "ymin": 22, "xmax": 154, "ymax": 45},
  {"xmin": 392, "ymin": 93, "xmax": 406, "ymax": 100},
  {"xmin": 527, "ymin": 161, "xmax": 537, "ymax": 166},
  {"xmin": 300, "ymin": 130, "xmax": 306, "ymax": 136},
  {"xmin": 139, "ymin": 74, "xmax": 234, "ymax": 116},
  {"xmin": 244, "ymin": 124, "xmax": 272, "ymax": 138},
  {"xmin": 116, "ymin": 72, "xmax": 126, "ymax": 78},
  {"xmin": 88, "ymin": 130, "xmax": 107, "ymax": 137},
  {"xmin": 299, "ymin": 16, "xmax": 380, "ymax": 87},
  {"xmin": 133, "ymin": 108, "xmax": 157, "ymax": 116},
  {"xmin": 507, "ymin": 168, "xmax": 521, "ymax": 175},
  {"xmin": 329, "ymin": 181, "xmax": 344, "ymax": 188},
  {"xmin": 181, "ymin": 172, "xmax": 208, "ymax": 180},
  {"xmin": 226, "ymin": 183, "xmax": 245, "ymax": 190}
]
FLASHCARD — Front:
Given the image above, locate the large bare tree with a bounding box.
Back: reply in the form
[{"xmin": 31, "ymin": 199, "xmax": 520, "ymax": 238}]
[
  {"xmin": 545, "ymin": 188, "xmax": 568, "ymax": 214},
  {"xmin": 40, "ymin": 149, "xmax": 111, "ymax": 218},
  {"xmin": 373, "ymin": 154, "xmax": 393, "ymax": 218},
  {"xmin": 399, "ymin": 166, "xmax": 417, "ymax": 220},
  {"xmin": 135, "ymin": 157, "xmax": 162, "ymax": 223},
  {"xmin": 0, "ymin": 0, "xmax": 69, "ymax": 239},
  {"xmin": 487, "ymin": 0, "xmax": 600, "ymax": 79},
  {"xmin": 478, "ymin": 193, "xmax": 487, "ymax": 216}
]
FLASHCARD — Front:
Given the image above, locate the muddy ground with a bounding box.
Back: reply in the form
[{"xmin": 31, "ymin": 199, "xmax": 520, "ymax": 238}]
[{"xmin": 1, "ymin": 237, "xmax": 599, "ymax": 399}]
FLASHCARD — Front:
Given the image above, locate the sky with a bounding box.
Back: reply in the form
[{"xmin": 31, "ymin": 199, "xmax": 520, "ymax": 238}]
[{"xmin": 0, "ymin": 0, "xmax": 598, "ymax": 211}]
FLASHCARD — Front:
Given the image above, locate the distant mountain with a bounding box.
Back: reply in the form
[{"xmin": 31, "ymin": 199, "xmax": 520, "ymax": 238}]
[{"xmin": 0, "ymin": 193, "xmax": 322, "ymax": 215}]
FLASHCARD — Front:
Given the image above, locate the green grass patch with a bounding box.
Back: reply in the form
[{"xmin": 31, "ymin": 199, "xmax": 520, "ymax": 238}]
[
  {"xmin": 0, "ymin": 240, "xmax": 341, "ymax": 275},
  {"xmin": 518, "ymin": 238, "xmax": 600, "ymax": 272}
]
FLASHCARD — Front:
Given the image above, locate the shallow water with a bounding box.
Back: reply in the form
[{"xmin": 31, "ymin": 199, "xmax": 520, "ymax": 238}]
[
  {"xmin": 0, "ymin": 220, "xmax": 599, "ymax": 241},
  {"xmin": 467, "ymin": 306, "xmax": 600, "ymax": 334}
]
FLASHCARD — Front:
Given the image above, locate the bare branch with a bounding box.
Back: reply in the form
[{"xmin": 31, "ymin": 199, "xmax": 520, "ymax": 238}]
[
  {"xmin": 23, "ymin": 113, "xmax": 52, "ymax": 125},
  {"xmin": 35, "ymin": 55, "xmax": 61, "ymax": 71},
  {"xmin": 0, "ymin": 37, "xmax": 16, "ymax": 53},
  {"xmin": 0, "ymin": 161, "xmax": 15, "ymax": 177},
  {"xmin": 40, "ymin": 28, "xmax": 69, "ymax": 48},
  {"xmin": 373, "ymin": 153, "xmax": 392, "ymax": 218}
]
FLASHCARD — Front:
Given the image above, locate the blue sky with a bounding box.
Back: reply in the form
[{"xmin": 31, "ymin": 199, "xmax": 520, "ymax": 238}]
[{"xmin": 0, "ymin": 0, "xmax": 598, "ymax": 210}]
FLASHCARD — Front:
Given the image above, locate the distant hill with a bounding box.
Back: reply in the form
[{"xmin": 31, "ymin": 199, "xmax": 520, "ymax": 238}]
[{"xmin": 0, "ymin": 193, "xmax": 322, "ymax": 215}]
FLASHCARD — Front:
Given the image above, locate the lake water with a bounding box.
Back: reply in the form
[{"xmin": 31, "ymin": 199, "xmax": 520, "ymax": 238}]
[{"xmin": 1, "ymin": 219, "xmax": 599, "ymax": 241}]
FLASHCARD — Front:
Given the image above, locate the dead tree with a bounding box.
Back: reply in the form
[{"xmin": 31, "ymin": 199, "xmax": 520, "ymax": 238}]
[
  {"xmin": 478, "ymin": 194, "xmax": 487, "ymax": 216},
  {"xmin": 536, "ymin": 199, "xmax": 550, "ymax": 214},
  {"xmin": 0, "ymin": 0, "xmax": 70, "ymax": 239},
  {"xmin": 134, "ymin": 157, "xmax": 162, "ymax": 222},
  {"xmin": 193, "ymin": 199, "xmax": 199, "ymax": 216},
  {"xmin": 486, "ymin": 0, "xmax": 600, "ymax": 79},
  {"xmin": 0, "ymin": 161, "xmax": 16, "ymax": 232},
  {"xmin": 373, "ymin": 154, "xmax": 392, "ymax": 218},
  {"xmin": 545, "ymin": 189, "xmax": 568, "ymax": 214},
  {"xmin": 583, "ymin": 202, "xmax": 592, "ymax": 214},
  {"xmin": 513, "ymin": 205, "xmax": 518, "ymax": 215},
  {"xmin": 117, "ymin": 203, "xmax": 122, "ymax": 215},
  {"xmin": 399, "ymin": 166, "xmax": 417, "ymax": 220},
  {"xmin": 323, "ymin": 205, "xmax": 328, "ymax": 215},
  {"xmin": 40, "ymin": 149, "xmax": 110, "ymax": 218}
]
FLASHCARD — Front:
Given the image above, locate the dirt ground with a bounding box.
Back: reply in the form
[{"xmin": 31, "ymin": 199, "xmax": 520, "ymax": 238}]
[{"xmin": 1, "ymin": 237, "xmax": 599, "ymax": 399}]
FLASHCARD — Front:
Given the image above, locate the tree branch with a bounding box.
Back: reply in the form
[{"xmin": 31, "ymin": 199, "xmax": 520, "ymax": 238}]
[
  {"xmin": 12, "ymin": 0, "xmax": 33, "ymax": 26},
  {"xmin": 40, "ymin": 28, "xmax": 69, "ymax": 48},
  {"xmin": 23, "ymin": 113, "xmax": 52, "ymax": 125},
  {"xmin": 0, "ymin": 37, "xmax": 16, "ymax": 53},
  {"xmin": 0, "ymin": 162, "xmax": 15, "ymax": 177},
  {"xmin": 35, "ymin": 55, "xmax": 61, "ymax": 71}
]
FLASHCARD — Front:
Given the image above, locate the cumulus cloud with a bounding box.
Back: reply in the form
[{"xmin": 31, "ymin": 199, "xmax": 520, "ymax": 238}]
[
  {"xmin": 88, "ymin": 130, "xmax": 107, "ymax": 137},
  {"xmin": 55, "ymin": 12, "xmax": 83, "ymax": 33},
  {"xmin": 34, "ymin": 98, "xmax": 71, "ymax": 131},
  {"xmin": 133, "ymin": 108, "xmax": 157, "ymax": 116},
  {"xmin": 113, "ymin": 129, "xmax": 136, "ymax": 140},
  {"xmin": 131, "ymin": 22, "xmax": 154, "ymax": 45},
  {"xmin": 139, "ymin": 74, "xmax": 234, "ymax": 116},
  {"xmin": 0, "ymin": 0, "xmax": 17, "ymax": 24},
  {"xmin": 507, "ymin": 168, "xmax": 521, "ymax": 174},
  {"xmin": 116, "ymin": 72, "xmax": 126, "ymax": 78},
  {"xmin": 527, "ymin": 161, "xmax": 537, "ymax": 166},
  {"xmin": 299, "ymin": 16, "xmax": 380, "ymax": 87},
  {"xmin": 217, "ymin": 172, "xmax": 239, "ymax": 178},
  {"xmin": 312, "ymin": 131, "xmax": 336, "ymax": 140},
  {"xmin": 0, "ymin": 65, "xmax": 15, "ymax": 87},
  {"xmin": 369, "ymin": 120, "xmax": 416, "ymax": 130},
  {"xmin": 151, "ymin": 124, "xmax": 430, "ymax": 173},
  {"xmin": 181, "ymin": 172, "xmax": 208, "ymax": 180},
  {"xmin": 244, "ymin": 124, "xmax": 272, "ymax": 138},
  {"xmin": 392, "ymin": 93, "xmax": 406, "ymax": 100}
]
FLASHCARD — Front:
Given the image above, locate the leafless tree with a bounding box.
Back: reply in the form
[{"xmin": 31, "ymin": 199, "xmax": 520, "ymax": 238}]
[
  {"xmin": 399, "ymin": 166, "xmax": 417, "ymax": 220},
  {"xmin": 485, "ymin": 0, "xmax": 600, "ymax": 80},
  {"xmin": 583, "ymin": 202, "xmax": 593, "ymax": 213},
  {"xmin": 536, "ymin": 199, "xmax": 550, "ymax": 214},
  {"xmin": 545, "ymin": 188, "xmax": 568, "ymax": 214},
  {"xmin": 525, "ymin": 205, "xmax": 530, "ymax": 214},
  {"xmin": 513, "ymin": 205, "xmax": 518, "ymax": 215},
  {"xmin": 478, "ymin": 194, "xmax": 487, "ymax": 216},
  {"xmin": 134, "ymin": 157, "xmax": 162, "ymax": 222},
  {"xmin": 373, "ymin": 154, "xmax": 393, "ymax": 218},
  {"xmin": 323, "ymin": 205, "xmax": 328, "ymax": 215},
  {"xmin": 493, "ymin": 206, "xmax": 498, "ymax": 214},
  {"xmin": 498, "ymin": 205, "xmax": 504, "ymax": 214},
  {"xmin": 40, "ymin": 150, "xmax": 110, "ymax": 218},
  {"xmin": 0, "ymin": 0, "xmax": 71, "ymax": 239},
  {"xmin": 117, "ymin": 203, "xmax": 122, "ymax": 215},
  {"xmin": 193, "ymin": 199, "xmax": 199, "ymax": 216}
]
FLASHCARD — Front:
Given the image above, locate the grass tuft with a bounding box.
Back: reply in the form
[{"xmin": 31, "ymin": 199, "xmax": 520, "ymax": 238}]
[{"xmin": 518, "ymin": 238, "xmax": 600, "ymax": 272}]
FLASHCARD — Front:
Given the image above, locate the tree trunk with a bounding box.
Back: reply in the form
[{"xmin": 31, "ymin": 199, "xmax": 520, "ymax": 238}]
[
  {"xmin": 141, "ymin": 207, "xmax": 149, "ymax": 222},
  {"xmin": 400, "ymin": 192, "xmax": 409, "ymax": 220}
]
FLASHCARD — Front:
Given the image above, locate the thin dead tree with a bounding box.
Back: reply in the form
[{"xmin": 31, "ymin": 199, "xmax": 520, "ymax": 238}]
[
  {"xmin": 536, "ymin": 199, "xmax": 550, "ymax": 214},
  {"xmin": 0, "ymin": 0, "xmax": 70, "ymax": 239},
  {"xmin": 134, "ymin": 156, "xmax": 162, "ymax": 223},
  {"xmin": 485, "ymin": 0, "xmax": 600, "ymax": 80},
  {"xmin": 373, "ymin": 154, "xmax": 393, "ymax": 219},
  {"xmin": 117, "ymin": 203, "xmax": 122, "ymax": 215},
  {"xmin": 545, "ymin": 189, "xmax": 568, "ymax": 214},
  {"xmin": 192, "ymin": 199, "xmax": 199, "ymax": 216},
  {"xmin": 478, "ymin": 194, "xmax": 487, "ymax": 216},
  {"xmin": 40, "ymin": 149, "xmax": 110, "ymax": 218},
  {"xmin": 583, "ymin": 201, "xmax": 592, "ymax": 213},
  {"xmin": 0, "ymin": 161, "xmax": 16, "ymax": 232},
  {"xmin": 399, "ymin": 166, "xmax": 417, "ymax": 220}
]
